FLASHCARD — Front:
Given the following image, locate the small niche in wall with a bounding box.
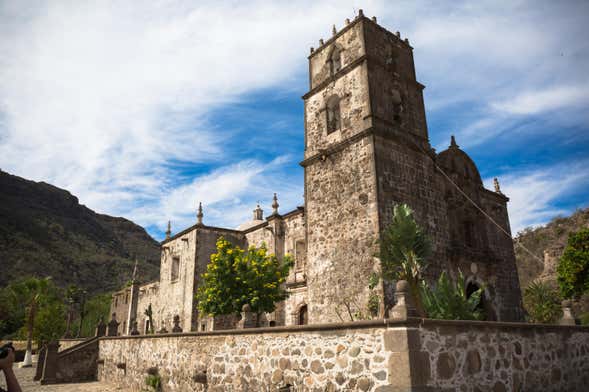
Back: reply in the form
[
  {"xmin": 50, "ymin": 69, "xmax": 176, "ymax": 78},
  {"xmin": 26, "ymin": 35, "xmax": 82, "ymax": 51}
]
[{"xmin": 171, "ymin": 256, "xmax": 180, "ymax": 281}]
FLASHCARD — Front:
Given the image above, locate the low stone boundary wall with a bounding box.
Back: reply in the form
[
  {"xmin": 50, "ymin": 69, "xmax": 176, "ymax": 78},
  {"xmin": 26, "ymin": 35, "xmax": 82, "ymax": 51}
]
[
  {"xmin": 99, "ymin": 320, "xmax": 398, "ymax": 391},
  {"xmin": 97, "ymin": 319, "xmax": 589, "ymax": 391},
  {"xmin": 417, "ymin": 319, "xmax": 589, "ymax": 391}
]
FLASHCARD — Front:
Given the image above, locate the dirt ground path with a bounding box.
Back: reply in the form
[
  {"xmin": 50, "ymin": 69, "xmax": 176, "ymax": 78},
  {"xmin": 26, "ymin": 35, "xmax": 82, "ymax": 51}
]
[{"xmin": 1, "ymin": 365, "xmax": 128, "ymax": 392}]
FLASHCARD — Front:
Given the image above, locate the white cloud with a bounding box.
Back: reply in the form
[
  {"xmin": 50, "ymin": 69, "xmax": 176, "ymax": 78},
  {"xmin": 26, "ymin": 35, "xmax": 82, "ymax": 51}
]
[
  {"xmin": 486, "ymin": 161, "xmax": 589, "ymax": 234},
  {"xmin": 491, "ymin": 85, "xmax": 589, "ymax": 115},
  {"xmin": 128, "ymin": 155, "xmax": 303, "ymax": 234},
  {"xmin": 0, "ymin": 1, "xmax": 587, "ymax": 237}
]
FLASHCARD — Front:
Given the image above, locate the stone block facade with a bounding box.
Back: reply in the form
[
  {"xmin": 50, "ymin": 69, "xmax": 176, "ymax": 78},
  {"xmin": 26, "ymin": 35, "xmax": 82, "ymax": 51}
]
[
  {"xmin": 110, "ymin": 11, "xmax": 524, "ymax": 332},
  {"xmin": 96, "ymin": 319, "xmax": 589, "ymax": 391}
]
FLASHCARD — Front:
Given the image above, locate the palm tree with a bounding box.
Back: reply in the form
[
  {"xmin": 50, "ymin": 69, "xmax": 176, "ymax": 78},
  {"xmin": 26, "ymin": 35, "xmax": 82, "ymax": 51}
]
[
  {"xmin": 9, "ymin": 277, "xmax": 52, "ymax": 367},
  {"xmin": 380, "ymin": 204, "xmax": 431, "ymax": 316}
]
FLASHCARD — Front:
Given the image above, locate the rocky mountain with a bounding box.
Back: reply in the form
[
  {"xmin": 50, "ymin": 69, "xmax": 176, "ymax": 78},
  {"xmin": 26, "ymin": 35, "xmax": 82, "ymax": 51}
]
[
  {"xmin": 515, "ymin": 207, "xmax": 589, "ymax": 291},
  {"xmin": 0, "ymin": 170, "xmax": 160, "ymax": 294}
]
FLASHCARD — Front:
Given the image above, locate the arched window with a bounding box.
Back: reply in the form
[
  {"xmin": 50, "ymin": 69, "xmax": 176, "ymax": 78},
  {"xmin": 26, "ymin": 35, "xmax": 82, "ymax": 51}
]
[
  {"xmin": 326, "ymin": 95, "xmax": 341, "ymax": 134},
  {"xmin": 328, "ymin": 46, "xmax": 342, "ymax": 75},
  {"xmin": 298, "ymin": 305, "xmax": 308, "ymax": 325}
]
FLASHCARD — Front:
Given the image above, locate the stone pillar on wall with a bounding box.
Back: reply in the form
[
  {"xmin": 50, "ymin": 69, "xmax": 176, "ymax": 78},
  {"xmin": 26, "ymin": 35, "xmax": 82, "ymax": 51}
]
[
  {"xmin": 95, "ymin": 317, "xmax": 106, "ymax": 337},
  {"xmin": 107, "ymin": 313, "xmax": 120, "ymax": 337},
  {"xmin": 384, "ymin": 326, "xmax": 431, "ymax": 389},
  {"xmin": 560, "ymin": 299, "xmax": 576, "ymax": 325},
  {"xmin": 33, "ymin": 345, "xmax": 46, "ymax": 381},
  {"xmin": 172, "ymin": 315, "xmax": 183, "ymax": 333},
  {"xmin": 40, "ymin": 341, "xmax": 59, "ymax": 385},
  {"xmin": 390, "ymin": 280, "xmax": 418, "ymax": 320},
  {"xmin": 130, "ymin": 320, "xmax": 140, "ymax": 335},
  {"xmin": 237, "ymin": 304, "xmax": 257, "ymax": 329}
]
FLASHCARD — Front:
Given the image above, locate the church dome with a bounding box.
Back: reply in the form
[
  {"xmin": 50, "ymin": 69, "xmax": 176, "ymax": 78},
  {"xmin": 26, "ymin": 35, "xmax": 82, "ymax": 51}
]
[
  {"xmin": 437, "ymin": 136, "xmax": 482, "ymax": 185},
  {"xmin": 236, "ymin": 204, "xmax": 265, "ymax": 231}
]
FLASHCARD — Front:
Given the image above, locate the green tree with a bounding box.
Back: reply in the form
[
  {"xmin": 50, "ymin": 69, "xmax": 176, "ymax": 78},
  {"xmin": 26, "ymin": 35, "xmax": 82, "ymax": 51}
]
[
  {"xmin": 0, "ymin": 286, "xmax": 25, "ymax": 339},
  {"xmin": 420, "ymin": 270, "xmax": 484, "ymax": 320},
  {"xmin": 8, "ymin": 277, "xmax": 56, "ymax": 366},
  {"xmin": 523, "ymin": 280, "xmax": 562, "ymax": 324},
  {"xmin": 557, "ymin": 229, "xmax": 589, "ymax": 299},
  {"xmin": 75, "ymin": 293, "xmax": 111, "ymax": 337},
  {"xmin": 197, "ymin": 237, "xmax": 293, "ymax": 325},
  {"xmin": 380, "ymin": 204, "xmax": 431, "ymax": 315},
  {"xmin": 33, "ymin": 301, "xmax": 66, "ymax": 346}
]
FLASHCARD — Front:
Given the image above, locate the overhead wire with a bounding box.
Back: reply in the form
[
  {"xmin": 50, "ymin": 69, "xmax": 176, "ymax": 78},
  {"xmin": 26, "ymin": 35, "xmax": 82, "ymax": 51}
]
[{"xmin": 411, "ymin": 136, "xmax": 545, "ymax": 264}]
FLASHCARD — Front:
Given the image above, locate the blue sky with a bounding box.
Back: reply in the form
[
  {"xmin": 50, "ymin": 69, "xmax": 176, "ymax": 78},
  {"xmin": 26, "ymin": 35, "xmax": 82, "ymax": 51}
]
[{"xmin": 0, "ymin": 0, "xmax": 588, "ymax": 241}]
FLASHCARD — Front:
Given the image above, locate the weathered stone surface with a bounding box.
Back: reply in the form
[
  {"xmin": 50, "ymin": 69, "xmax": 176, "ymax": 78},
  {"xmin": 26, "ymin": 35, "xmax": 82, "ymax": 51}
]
[
  {"xmin": 437, "ymin": 352, "xmax": 456, "ymax": 379},
  {"xmin": 465, "ymin": 349, "xmax": 482, "ymax": 375}
]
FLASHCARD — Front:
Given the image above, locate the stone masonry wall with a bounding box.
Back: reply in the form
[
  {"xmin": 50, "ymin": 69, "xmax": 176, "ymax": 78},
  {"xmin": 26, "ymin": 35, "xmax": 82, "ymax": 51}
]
[
  {"xmin": 157, "ymin": 229, "xmax": 197, "ymax": 332},
  {"xmin": 136, "ymin": 281, "xmax": 160, "ymax": 333},
  {"xmin": 98, "ymin": 322, "xmax": 393, "ymax": 391},
  {"xmin": 305, "ymin": 137, "xmax": 380, "ymax": 324},
  {"xmin": 417, "ymin": 319, "xmax": 589, "ymax": 391},
  {"xmin": 55, "ymin": 337, "xmax": 99, "ymax": 383},
  {"xmin": 96, "ymin": 319, "xmax": 589, "ymax": 391}
]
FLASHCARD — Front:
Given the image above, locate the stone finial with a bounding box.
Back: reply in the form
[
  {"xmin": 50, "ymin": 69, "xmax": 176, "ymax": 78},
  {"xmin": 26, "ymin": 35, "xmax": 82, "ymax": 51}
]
[
  {"xmin": 172, "ymin": 315, "xmax": 183, "ymax": 333},
  {"xmin": 272, "ymin": 193, "xmax": 279, "ymax": 215},
  {"xmin": 493, "ymin": 178, "xmax": 503, "ymax": 194},
  {"xmin": 237, "ymin": 304, "xmax": 256, "ymax": 329},
  {"xmin": 310, "ymin": 47, "xmax": 314, "ymax": 54},
  {"xmin": 358, "ymin": 9, "xmax": 364, "ymax": 17},
  {"xmin": 396, "ymin": 31, "xmax": 401, "ymax": 38},
  {"xmin": 197, "ymin": 202, "xmax": 204, "ymax": 225},
  {"xmin": 319, "ymin": 38, "xmax": 324, "ymax": 45},
  {"xmin": 404, "ymin": 38, "xmax": 410, "ymax": 44},
  {"xmin": 372, "ymin": 16, "xmax": 377, "ymax": 23},
  {"xmin": 253, "ymin": 203, "xmax": 263, "ymax": 220},
  {"xmin": 390, "ymin": 280, "xmax": 418, "ymax": 319},
  {"xmin": 559, "ymin": 299, "xmax": 576, "ymax": 325},
  {"xmin": 33, "ymin": 345, "xmax": 46, "ymax": 381},
  {"xmin": 130, "ymin": 320, "xmax": 140, "ymax": 335},
  {"xmin": 95, "ymin": 316, "xmax": 106, "ymax": 337},
  {"xmin": 332, "ymin": 24, "xmax": 337, "ymax": 36},
  {"xmin": 345, "ymin": 18, "xmax": 350, "ymax": 25},
  {"xmin": 165, "ymin": 220, "xmax": 171, "ymax": 239},
  {"xmin": 450, "ymin": 135, "xmax": 459, "ymax": 149},
  {"xmin": 107, "ymin": 313, "xmax": 120, "ymax": 337}
]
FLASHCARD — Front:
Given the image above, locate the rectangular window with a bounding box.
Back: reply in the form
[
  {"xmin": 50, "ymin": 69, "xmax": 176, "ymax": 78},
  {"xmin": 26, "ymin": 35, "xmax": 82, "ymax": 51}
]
[{"xmin": 171, "ymin": 257, "xmax": 180, "ymax": 281}]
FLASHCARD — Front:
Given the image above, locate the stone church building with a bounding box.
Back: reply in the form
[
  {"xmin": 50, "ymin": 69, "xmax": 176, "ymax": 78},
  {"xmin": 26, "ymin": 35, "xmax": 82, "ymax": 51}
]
[{"xmin": 110, "ymin": 12, "xmax": 523, "ymax": 335}]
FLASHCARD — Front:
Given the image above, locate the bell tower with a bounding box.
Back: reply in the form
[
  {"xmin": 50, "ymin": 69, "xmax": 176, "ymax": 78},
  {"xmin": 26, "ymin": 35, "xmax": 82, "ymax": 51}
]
[{"xmin": 301, "ymin": 11, "xmax": 446, "ymax": 323}]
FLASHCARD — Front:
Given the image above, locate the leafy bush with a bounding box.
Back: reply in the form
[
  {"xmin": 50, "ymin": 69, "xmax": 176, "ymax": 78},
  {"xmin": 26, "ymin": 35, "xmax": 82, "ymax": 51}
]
[
  {"xmin": 197, "ymin": 238, "xmax": 293, "ymax": 323},
  {"xmin": 523, "ymin": 280, "xmax": 562, "ymax": 324},
  {"xmin": 145, "ymin": 374, "xmax": 162, "ymax": 391},
  {"xmin": 557, "ymin": 229, "xmax": 589, "ymax": 299},
  {"xmin": 33, "ymin": 301, "xmax": 66, "ymax": 345},
  {"xmin": 380, "ymin": 204, "xmax": 431, "ymax": 315},
  {"xmin": 420, "ymin": 271, "xmax": 484, "ymax": 320},
  {"xmin": 74, "ymin": 293, "xmax": 111, "ymax": 337}
]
